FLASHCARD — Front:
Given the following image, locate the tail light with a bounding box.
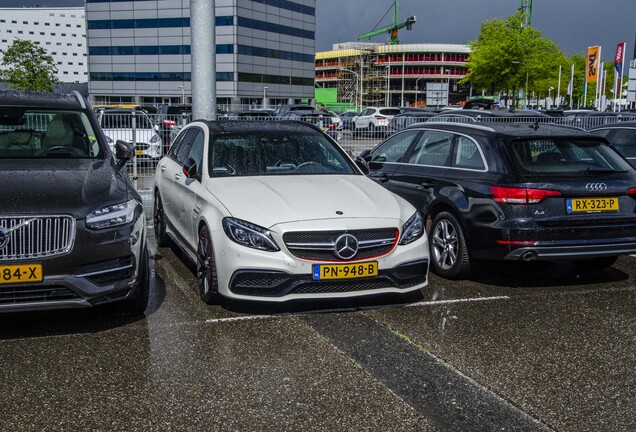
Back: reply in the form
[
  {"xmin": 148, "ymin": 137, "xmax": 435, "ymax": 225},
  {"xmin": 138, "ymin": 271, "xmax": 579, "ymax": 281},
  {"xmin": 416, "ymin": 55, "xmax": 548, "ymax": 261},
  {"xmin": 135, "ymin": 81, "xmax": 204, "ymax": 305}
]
[
  {"xmin": 490, "ymin": 186, "xmax": 561, "ymax": 204},
  {"xmin": 163, "ymin": 119, "xmax": 176, "ymax": 127},
  {"xmin": 627, "ymin": 187, "xmax": 636, "ymax": 197},
  {"xmin": 376, "ymin": 116, "xmax": 386, "ymax": 120}
]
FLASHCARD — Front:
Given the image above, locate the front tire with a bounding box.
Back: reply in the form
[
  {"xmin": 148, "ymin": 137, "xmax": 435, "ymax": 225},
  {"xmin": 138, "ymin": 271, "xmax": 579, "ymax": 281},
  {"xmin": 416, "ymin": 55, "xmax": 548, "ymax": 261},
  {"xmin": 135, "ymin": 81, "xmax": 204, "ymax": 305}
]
[
  {"xmin": 197, "ymin": 225, "xmax": 221, "ymax": 305},
  {"xmin": 154, "ymin": 191, "xmax": 169, "ymax": 247},
  {"xmin": 429, "ymin": 211, "xmax": 472, "ymax": 279}
]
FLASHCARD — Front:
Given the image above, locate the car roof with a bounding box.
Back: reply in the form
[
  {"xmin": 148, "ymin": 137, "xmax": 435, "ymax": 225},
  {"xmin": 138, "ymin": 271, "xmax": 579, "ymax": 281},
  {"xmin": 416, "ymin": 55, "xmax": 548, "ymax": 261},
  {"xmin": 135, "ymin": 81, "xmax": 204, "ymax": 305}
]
[
  {"xmin": 0, "ymin": 90, "xmax": 87, "ymax": 110},
  {"xmin": 589, "ymin": 120, "xmax": 636, "ymax": 130},
  {"xmin": 408, "ymin": 121, "xmax": 593, "ymax": 138},
  {"xmin": 203, "ymin": 119, "xmax": 325, "ymax": 134}
]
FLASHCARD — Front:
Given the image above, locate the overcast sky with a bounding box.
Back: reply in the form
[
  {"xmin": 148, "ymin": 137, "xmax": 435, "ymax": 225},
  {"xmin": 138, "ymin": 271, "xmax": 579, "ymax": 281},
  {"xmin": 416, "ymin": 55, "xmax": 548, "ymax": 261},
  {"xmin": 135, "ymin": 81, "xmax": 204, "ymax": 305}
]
[{"xmin": 6, "ymin": 0, "xmax": 636, "ymax": 60}]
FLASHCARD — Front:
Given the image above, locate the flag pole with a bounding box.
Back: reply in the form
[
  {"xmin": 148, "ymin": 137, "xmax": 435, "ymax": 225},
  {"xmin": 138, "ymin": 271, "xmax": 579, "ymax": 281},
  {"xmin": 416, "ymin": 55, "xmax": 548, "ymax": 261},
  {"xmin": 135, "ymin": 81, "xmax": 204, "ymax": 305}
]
[
  {"xmin": 569, "ymin": 63, "xmax": 575, "ymax": 109},
  {"xmin": 596, "ymin": 46, "xmax": 603, "ymax": 110},
  {"xmin": 557, "ymin": 65, "xmax": 562, "ymax": 108}
]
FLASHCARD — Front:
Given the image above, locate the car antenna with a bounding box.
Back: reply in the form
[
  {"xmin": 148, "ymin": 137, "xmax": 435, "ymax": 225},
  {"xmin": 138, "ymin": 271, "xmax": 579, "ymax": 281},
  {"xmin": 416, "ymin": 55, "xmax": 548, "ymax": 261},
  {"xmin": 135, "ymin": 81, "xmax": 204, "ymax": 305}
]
[{"xmin": 529, "ymin": 121, "xmax": 539, "ymax": 131}]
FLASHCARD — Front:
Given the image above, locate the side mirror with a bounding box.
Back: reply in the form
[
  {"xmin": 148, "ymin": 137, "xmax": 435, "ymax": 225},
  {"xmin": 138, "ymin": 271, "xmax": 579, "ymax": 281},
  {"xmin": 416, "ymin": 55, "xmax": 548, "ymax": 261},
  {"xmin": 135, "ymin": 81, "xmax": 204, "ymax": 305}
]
[
  {"xmin": 355, "ymin": 156, "xmax": 370, "ymax": 174},
  {"xmin": 359, "ymin": 149, "xmax": 372, "ymax": 161},
  {"xmin": 115, "ymin": 140, "xmax": 133, "ymax": 169},
  {"xmin": 182, "ymin": 157, "xmax": 200, "ymax": 180}
]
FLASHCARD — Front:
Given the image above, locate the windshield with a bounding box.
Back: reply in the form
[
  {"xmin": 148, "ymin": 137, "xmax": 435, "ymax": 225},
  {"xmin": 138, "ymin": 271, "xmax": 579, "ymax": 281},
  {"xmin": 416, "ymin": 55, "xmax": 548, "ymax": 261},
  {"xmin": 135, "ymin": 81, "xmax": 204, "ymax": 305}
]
[
  {"xmin": 0, "ymin": 109, "xmax": 101, "ymax": 159},
  {"xmin": 509, "ymin": 138, "xmax": 633, "ymax": 177},
  {"xmin": 210, "ymin": 131, "xmax": 356, "ymax": 177}
]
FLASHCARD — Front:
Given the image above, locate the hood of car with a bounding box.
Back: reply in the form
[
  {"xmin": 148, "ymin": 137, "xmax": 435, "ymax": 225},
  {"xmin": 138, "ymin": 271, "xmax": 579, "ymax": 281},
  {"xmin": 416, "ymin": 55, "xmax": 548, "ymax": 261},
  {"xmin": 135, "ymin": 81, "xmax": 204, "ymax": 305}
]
[
  {"xmin": 1, "ymin": 159, "xmax": 132, "ymax": 217},
  {"xmin": 206, "ymin": 175, "xmax": 413, "ymax": 228}
]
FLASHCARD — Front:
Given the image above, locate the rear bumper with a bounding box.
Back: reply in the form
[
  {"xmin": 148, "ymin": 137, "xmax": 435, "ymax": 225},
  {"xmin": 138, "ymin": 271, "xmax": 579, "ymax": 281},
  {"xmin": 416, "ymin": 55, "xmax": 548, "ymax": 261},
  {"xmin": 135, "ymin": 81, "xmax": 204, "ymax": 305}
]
[{"xmin": 503, "ymin": 240, "xmax": 636, "ymax": 261}]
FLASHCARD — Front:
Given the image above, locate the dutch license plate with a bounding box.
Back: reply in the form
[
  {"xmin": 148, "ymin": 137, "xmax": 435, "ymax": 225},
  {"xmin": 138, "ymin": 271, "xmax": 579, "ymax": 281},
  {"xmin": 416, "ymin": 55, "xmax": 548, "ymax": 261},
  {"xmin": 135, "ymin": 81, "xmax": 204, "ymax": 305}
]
[
  {"xmin": 567, "ymin": 197, "xmax": 619, "ymax": 213},
  {"xmin": 0, "ymin": 264, "xmax": 43, "ymax": 285},
  {"xmin": 135, "ymin": 149, "xmax": 144, "ymax": 156},
  {"xmin": 312, "ymin": 261, "xmax": 378, "ymax": 280}
]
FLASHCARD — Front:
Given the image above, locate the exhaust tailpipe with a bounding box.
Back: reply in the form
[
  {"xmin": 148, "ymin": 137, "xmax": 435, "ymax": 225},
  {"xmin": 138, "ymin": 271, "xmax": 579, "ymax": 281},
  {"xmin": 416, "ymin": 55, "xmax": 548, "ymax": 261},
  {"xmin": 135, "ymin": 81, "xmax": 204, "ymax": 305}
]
[{"xmin": 521, "ymin": 251, "xmax": 537, "ymax": 261}]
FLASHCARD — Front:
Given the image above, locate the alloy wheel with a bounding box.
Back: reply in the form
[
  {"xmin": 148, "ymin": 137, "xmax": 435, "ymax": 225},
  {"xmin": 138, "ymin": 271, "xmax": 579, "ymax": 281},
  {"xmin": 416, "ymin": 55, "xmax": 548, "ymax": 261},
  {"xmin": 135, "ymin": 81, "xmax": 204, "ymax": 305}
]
[{"xmin": 431, "ymin": 218, "xmax": 458, "ymax": 270}]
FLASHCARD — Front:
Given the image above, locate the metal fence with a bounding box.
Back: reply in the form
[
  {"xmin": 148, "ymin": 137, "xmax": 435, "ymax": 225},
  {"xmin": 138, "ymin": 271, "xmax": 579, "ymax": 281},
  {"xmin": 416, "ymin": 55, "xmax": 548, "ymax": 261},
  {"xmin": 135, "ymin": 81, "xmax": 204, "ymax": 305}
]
[{"xmin": 107, "ymin": 110, "xmax": 636, "ymax": 199}]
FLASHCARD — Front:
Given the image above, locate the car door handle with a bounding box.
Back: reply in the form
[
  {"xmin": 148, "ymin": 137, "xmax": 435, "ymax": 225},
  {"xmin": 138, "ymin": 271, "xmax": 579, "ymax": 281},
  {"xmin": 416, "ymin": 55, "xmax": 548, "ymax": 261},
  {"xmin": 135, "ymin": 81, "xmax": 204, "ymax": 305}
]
[
  {"xmin": 377, "ymin": 174, "xmax": 390, "ymax": 183},
  {"xmin": 174, "ymin": 173, "xmax": 182, "ymax": 180},
  {"xmin": 160, "ymin": 165, "xmax": 167, "ymax": 172},
  {"xmin": 419, "ymin": 181, "xmax": 434, "ymax": 188}
]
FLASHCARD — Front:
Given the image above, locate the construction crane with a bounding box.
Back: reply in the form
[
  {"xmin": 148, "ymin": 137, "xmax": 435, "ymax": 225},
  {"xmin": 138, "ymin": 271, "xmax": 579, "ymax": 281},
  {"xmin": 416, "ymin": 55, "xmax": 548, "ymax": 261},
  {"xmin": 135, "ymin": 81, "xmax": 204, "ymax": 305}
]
[
  {"xmin": 519, "ymin": 0, "xmax": 533, "ymax": 27},
  {"xmin": 356, "ymin": 0, "xmax": 416, "ymax": 45}
]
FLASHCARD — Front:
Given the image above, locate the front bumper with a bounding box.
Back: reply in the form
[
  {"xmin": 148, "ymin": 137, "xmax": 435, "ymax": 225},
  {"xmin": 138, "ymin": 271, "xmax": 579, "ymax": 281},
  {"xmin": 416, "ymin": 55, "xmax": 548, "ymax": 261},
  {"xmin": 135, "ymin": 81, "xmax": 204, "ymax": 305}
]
[{"xmin": 0, "ymin": 215, "xmax": 146, "ymax": 313}]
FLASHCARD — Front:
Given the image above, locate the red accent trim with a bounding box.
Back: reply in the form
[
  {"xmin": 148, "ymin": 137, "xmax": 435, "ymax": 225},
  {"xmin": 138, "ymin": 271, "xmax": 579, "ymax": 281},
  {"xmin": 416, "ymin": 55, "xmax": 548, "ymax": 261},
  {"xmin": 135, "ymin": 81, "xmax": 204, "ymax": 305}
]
[
  {"xmin": 497, "ymin": 240, "xmax": 538, "ymax": 246},
  {"xmin": 291, "ymin": 229, "xmax": 400, "ymax": 263}
]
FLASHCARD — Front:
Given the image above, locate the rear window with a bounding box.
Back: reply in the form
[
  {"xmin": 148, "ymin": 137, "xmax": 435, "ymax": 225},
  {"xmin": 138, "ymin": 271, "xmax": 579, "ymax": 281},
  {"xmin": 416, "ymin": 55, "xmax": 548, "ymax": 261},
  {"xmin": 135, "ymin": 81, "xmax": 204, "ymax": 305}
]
[
  {"xmin": 379, "ymin": 108, "xmax": 401, "ymax": 116},
  {"xmin": 509, "ymin": 138, "xmax": 632, "ymax": 177}
]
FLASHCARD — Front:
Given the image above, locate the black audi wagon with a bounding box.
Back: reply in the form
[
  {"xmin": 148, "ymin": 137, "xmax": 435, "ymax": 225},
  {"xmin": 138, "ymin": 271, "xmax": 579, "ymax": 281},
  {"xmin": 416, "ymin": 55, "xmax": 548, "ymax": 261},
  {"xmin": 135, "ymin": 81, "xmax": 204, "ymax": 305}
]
[
  {"xmin": 364, "ymin": 121, "xmax": 636, "ymax": 279},
  {"xmin": 0, "ymin": 91, "xmax": 149, "ymax": 314}
]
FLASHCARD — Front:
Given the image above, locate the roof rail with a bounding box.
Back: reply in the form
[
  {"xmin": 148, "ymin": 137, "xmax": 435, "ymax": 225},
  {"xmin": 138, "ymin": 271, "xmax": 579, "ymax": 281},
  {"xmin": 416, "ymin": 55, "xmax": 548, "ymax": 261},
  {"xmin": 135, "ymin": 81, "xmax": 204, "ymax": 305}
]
[
  {"xmin": 421, "ymin": 121, "xmax": 496, "ymax": 132},
  {"xmin": 72, "ymin": 90, "xmax": 86, "ymax": 109}
]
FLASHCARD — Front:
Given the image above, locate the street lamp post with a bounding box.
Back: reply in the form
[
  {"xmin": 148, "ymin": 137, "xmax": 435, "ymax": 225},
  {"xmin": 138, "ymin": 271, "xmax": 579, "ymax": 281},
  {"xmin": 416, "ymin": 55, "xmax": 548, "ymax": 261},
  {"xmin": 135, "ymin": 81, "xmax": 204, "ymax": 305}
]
[
  {"xmin": 263, "ymin": 86, "xmax": 268, "ymax": 109},
  {"xmin": 385, "ymin": 66, "xmax": 390, "ymax": 107},
  {"xmin": 444, "ymin": 68, "xmax": 451, "ymax": 107},
  {"xmin": 342, "ymin": 68, "xmax": 360, "ymax": 112},
  {"xmin": 178, "ymin": 85, "xmax": 185, "ymax": 104},
  {"xmin": 415, "ymin": 77, "xmax": 423, "ymax": 107},
  {"xmin": 548, "ymin": 86, "xmax": 554, "ymax": 108}
]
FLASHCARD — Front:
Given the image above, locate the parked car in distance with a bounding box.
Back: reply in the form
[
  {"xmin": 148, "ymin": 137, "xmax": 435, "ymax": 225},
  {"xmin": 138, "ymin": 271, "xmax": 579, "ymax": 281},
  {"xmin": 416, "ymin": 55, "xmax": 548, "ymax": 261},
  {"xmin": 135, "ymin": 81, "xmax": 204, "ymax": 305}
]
[
  {"xmin": 327, "ymin": 111, "xmax": 342, "ymax": 129},
  {"xmin": 0, "ymin": 91, "xmax": 149, "ymax": 314},
  {"xmin": 279, "ymin": 110, "xmax": 341, "ymax": 141},
  {"xmin": 386, "ymin": 111, "xmax": 436, "ymax": 136},
  {"xmin": 156, "ymin": 104, "xmax": 192, "ymax": 149},
  {"xmin": 353, "ymin": 107, "xmax": 401, "ymax": 138},
  {"xmin": 153, "ymin": 120, "xmax": 429, "ymax": 303},
  {"xmin": 98, "ymin": 108, "xmax": 163, "ymax": 159},
  {"xmin": 339, "ymin": 111, "xmax": 359, "ymax": 130},
  {"xmin": 363, "ymin": 121, "xmax": 636, "ymax": 279},
  {"xmin": 224, "ymin": 110, "xmax": 273, "ymax": 120},
  {"xmin": 589, "ymin": 121, "xmax": 636, "ymax": 167},
  {"xmin": 272, "ymin": 104, "xmax": 315, "ymax": 118}
]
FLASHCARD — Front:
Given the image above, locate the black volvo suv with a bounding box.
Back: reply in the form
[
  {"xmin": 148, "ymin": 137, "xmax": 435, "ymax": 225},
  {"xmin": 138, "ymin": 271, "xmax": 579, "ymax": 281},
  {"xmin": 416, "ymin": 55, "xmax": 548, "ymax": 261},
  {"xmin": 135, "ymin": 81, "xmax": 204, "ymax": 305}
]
[
  {"xmin": 364, "ymin": 121, "xmax": 636, "ymax": 279},
  {"xmin": 0, "ymin": 91, "xmax": 149, "ymax": 314}
]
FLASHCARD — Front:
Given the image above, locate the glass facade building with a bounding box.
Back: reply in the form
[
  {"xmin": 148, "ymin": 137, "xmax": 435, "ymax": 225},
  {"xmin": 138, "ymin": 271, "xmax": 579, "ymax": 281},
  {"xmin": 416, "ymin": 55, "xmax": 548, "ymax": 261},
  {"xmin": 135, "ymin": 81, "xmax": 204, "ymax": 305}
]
[{"xmin": 86, "ymin": 0, "xmax": 316, "ymax": 107}]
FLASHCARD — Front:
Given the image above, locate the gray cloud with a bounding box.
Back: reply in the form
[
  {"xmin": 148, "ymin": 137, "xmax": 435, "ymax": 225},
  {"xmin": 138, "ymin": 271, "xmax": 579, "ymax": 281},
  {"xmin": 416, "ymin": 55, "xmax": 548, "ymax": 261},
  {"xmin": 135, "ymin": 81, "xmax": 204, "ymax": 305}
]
[{"xmin": 316, "ymin": 0, "xmax": 636, "ymax": 60}]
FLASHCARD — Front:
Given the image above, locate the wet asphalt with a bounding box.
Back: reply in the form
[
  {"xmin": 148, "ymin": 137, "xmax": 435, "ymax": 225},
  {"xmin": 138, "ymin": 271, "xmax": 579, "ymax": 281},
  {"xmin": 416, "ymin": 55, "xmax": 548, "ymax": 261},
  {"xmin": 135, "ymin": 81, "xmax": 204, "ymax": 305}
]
[{"xmin": 1, "ymin": 237, "xmax": 635, "ymax": 431}]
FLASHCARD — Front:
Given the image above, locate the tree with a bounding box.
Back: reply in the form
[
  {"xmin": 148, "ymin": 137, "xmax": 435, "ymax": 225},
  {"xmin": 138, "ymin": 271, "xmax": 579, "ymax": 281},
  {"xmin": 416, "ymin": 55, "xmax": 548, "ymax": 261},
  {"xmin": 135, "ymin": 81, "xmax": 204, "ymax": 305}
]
[
  {"xmin": 462, "ymin": 12, "xmax": 567, "ymax": 107},
  {"xmin": 0, "ymin": 39, "xmax": 58, "ymax": 92}
]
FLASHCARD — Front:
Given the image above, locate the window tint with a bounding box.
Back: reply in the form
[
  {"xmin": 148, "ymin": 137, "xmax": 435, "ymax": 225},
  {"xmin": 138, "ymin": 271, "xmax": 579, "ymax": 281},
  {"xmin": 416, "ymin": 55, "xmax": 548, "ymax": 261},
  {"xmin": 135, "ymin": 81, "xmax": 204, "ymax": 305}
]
[
  {"xmin": 370, "ymin": 130, "xmax": 419, "ymax": 163},
  {"xmin": 379, "ymin": 108, "xmax": 401, "ymax": 116},
  {"xmin": 609, "ymin": 129, "xmax": 636, "ymax": 158},
  {"xmin": 453, "ymin": 136, "xmax": 485, "ymax": 170},
  {"xmin": 186, "ymin": 129, "xmax": 205, "ymax": 169},
  {"xmin": 510, "ymin": 138, "xmax": 632, "ymax": 176},
  {"xmin": 174, "ymin": 128, "xmax": 199, "ymax": 164},
  {"xmin": 407, "ymin": 130, "xmax": 453, "ymax": 166}
]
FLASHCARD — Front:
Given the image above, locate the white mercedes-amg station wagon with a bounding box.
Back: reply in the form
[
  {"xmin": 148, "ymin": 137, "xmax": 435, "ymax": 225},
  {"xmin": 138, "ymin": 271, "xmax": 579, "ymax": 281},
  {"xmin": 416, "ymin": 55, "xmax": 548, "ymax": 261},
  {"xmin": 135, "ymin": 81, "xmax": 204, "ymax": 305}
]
[{"xmin": 154, "ymin": 120, "xmax": 429, "ymax": 303}]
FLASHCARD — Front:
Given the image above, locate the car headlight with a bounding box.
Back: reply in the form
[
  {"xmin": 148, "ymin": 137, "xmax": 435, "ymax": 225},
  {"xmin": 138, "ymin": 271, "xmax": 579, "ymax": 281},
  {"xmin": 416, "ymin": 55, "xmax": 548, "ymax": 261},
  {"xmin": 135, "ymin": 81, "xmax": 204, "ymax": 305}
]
[
  {"xmin": 86, "ymin": 199, "xmax": 139, "ymax": 230},
  {"xmin": 222, "ymin": 217, "xmax": 279, "ymax": 252},
  {"xmin": 399, "ymin": 211, "xmax": 424, "ymax": 245},
  {"xmin": 150, "ymin": 134, "xmax": 161, "ymax": 143}
]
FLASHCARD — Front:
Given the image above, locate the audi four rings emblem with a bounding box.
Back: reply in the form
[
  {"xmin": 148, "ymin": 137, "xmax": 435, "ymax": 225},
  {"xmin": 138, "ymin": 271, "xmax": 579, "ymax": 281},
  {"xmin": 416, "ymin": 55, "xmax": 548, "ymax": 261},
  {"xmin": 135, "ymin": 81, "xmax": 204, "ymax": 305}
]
[
  {"xmin": 334, "ymin": 234, "xmax": 359, "ymax": 260},
  {"xmin": 585, "ymin": 183, "xmax": 607, "ymax": 192},
  {"xmin": 0, "ymin": 227, "xmax": 8, "ymax": 249}
]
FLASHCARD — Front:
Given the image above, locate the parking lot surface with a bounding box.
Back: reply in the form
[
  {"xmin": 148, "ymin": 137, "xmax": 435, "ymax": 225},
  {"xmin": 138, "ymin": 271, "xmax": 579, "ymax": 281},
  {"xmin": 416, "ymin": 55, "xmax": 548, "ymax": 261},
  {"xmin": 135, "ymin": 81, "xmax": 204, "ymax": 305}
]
[{"xmin": 1, "ymin": 237, "xmax": 635, "ymax": 431}]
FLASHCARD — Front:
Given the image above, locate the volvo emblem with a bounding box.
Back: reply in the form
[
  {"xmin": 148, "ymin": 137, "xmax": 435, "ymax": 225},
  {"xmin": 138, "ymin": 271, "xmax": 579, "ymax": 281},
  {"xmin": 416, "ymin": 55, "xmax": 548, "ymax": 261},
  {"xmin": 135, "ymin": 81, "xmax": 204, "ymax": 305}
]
[
  {"xmin": 585, "ymin": 183, "xmax": 607, "ymax": 192},
  {"xmin": 334, "ymin": 234, "xmax": 359, "ymax": 260},
  {"xmin": 0, "ymin": 227, "xmax": 8, "ymax": 250}
]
